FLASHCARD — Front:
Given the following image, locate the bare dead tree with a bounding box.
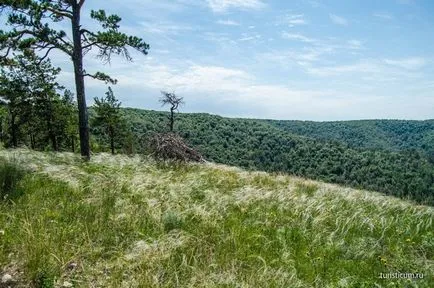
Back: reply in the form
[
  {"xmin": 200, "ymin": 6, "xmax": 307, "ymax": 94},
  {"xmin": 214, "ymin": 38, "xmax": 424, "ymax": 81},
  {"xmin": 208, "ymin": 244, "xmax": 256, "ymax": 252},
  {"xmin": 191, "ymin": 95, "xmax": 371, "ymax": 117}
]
[{"xmin": 159, "ymin": 91, "xmax": 184, "ymax": 132}]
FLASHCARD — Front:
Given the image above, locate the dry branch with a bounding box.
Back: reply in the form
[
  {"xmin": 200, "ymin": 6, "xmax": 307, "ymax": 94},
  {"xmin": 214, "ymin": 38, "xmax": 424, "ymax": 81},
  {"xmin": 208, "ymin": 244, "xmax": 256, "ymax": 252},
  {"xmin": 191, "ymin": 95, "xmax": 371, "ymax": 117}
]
[{"xmin": 148, "ymin": 133, "xmax": 205, "ymax": 163}]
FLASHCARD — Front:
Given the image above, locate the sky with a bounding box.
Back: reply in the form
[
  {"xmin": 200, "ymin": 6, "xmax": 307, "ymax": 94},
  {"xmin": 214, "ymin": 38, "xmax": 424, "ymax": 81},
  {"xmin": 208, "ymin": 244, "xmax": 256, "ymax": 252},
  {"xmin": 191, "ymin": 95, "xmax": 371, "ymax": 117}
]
[{"xmin": 7, "ymin": 0, "xmax": 434, "ymax": 120}]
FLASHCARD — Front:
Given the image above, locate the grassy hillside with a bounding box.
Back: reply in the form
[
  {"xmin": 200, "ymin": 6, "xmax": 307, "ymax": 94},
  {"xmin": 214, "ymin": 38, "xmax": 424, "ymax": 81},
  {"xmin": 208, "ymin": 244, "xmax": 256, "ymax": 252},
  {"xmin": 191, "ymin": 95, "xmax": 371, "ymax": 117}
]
[
  {"xmin": 101, "ymin": 109, "xmax": 434, "ymax": 205},
  {"xmin": 0, "ymin": 149, "xmax": 433, "ymax": 287}
]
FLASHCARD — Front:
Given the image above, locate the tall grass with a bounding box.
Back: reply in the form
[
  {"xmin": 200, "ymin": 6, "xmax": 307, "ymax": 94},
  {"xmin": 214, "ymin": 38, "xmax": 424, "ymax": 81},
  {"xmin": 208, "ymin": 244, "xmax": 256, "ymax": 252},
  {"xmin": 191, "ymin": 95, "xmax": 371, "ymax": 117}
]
[
  {"xmin": 0, "ymin": 149, "xmax": 432, "ymax": 287},
  {"xmin": 0, "ymin": 157, "xmax": 27, "ymax": 202}
]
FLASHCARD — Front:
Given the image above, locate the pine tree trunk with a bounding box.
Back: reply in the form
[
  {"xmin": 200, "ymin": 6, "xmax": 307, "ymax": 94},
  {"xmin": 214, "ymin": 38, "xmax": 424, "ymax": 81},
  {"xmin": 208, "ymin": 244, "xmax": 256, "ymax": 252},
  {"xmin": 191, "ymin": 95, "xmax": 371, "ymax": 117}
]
[
  {"xmin": 170, "ymin": 108, "xmax": 174, "ymax": 132},
  {"xmin": 10, "ymin": 112, "xmax": 17, "ymax": 148},
  {"xmin": 71, "ymin": 136, "xmax": 75, "ymax": 153},
  {"xmin": 30, "ymin": 134, "xmax": 35, "ymax": 150},
  {"xmin": 47, "ymin": 114, "xmax": 58, "ymax": 151},
  {"xmin": 72, "ymin": 3, "xmax": 90, "ymax": 160},
  {"xmin": 51, "ymin": 133, "xmax": 58, "ymax": 151},
  {"xmin": 110, "ymin": 126, "xmax": 115, "ymax": 155}
]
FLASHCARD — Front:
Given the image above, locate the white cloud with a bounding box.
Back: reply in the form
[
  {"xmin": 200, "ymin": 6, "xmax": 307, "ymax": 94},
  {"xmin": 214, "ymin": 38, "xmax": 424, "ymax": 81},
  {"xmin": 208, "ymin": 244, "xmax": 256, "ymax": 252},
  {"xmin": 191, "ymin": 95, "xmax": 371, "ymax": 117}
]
[
  {"xmin": 239, "ymin": 33, "xmax": 261, "ymax": 42},
  {"xmin": 55, "ymin": 50, "xmax": 434, "ymax": 120},
  {"xmin": 239, "ymin": 36, "xmax": 260, "ymax": 41},
  {"xmin": 308, "ymin": 1, "xmax": 321, "ymax": 8},
  {"xmin": 347, "ymin": 39, "xmax": 364, "ymax": 50},
  {"xmin": 267, "ymin": 37, "xmax": 365, "ymax": 67},
  {"xmin": 373, "ymin": 12, "xmax": 393, "ymax": 20},
  {"xmin": 284, "ymin": 14, "xmax": 308, "ymax": 26},
  {"xmin": 260, "ymin": 50, "xmax": 323, "ymax": 67},
  {"xmin": 134, "ymin": 63, "xmax": 431, "ymax": 120},
  {"xmin": 305, "ymin": 58, "xmax": 426, "ymax": 77},
  {"xmin": 275, "ymin": 13, "xmax": 308, "ymax": 27},
  {"xmin": 148, "ymin": 65, "xmax": 252, "ymax": 91},
  {"xmin": 281, "ymin": 32, "xmax": 317, "ymax": 43},
  {"xmin": 135, "ymin": 64, "xmax": 354, "ymax": 119},
  {"xmin": 37, "ymin": 0, "xmax": 433, "ymax": 120},
  {"xmin": 138, "ymin": 21, "xmax": 193, "ymax": 35},
  {"xmin": 383, "ymin": 57, "xmax": 427, "ymax": 70},
  {"xmin": 203, "ymin": 32, "xmax": 238, "ymax": 46},
  {"xmin": 329, "ymin": 14, "xmax": 348, "ymax": 26},
  {"xmin": 307, "ymin": 61, "xmax": 378, "ymax": 77},
  {"xmin": 207, "ymin": 0, "xmax": 265, "ymax": 13},
  {"xmin": 216, "ymin": 19, "xmax": 240, "ymax": 26}
]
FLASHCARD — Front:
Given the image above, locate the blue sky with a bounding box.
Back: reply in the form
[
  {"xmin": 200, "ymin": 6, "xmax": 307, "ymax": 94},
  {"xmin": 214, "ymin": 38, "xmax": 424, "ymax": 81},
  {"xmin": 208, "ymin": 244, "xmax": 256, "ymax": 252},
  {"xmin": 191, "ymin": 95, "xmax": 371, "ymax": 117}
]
[{"xmin": 16, "ymin": 0, "xmax": 434, "ymax": 120}]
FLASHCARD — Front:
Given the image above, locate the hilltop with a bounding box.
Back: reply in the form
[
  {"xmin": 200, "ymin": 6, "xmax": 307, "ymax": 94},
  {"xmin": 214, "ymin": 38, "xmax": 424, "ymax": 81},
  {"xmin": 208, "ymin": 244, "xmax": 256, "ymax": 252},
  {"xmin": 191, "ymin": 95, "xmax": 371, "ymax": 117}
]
[
  {"xmin": 91, "ymin": 108, "xmax": 434, "ymax": 205},
  {"xmin": 266, "ymin": 118, "xmax": 434, "ymax": 155},
  {"xmin": 0, "ymin": 149, "xmax": 432, "ymax": 287}
]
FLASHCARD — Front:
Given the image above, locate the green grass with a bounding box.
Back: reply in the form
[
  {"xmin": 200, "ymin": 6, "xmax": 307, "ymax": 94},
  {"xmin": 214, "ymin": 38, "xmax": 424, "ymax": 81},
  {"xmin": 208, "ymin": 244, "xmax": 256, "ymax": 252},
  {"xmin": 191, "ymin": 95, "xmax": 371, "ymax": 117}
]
[
  {"xmin": 0, "ymin": 149, "xmax": 432, "ymax": 287},
  {"xmin": 0, "ymin": 156, "xmax": 27, "ymax": 202}
]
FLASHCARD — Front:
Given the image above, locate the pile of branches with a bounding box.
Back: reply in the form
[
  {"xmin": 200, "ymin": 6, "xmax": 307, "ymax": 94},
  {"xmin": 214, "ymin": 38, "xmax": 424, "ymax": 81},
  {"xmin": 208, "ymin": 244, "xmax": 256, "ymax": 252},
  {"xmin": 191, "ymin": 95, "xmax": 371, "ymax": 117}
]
[{"xmin": 148, "ymin": 133, "xmax": 205, "ymax": 163}]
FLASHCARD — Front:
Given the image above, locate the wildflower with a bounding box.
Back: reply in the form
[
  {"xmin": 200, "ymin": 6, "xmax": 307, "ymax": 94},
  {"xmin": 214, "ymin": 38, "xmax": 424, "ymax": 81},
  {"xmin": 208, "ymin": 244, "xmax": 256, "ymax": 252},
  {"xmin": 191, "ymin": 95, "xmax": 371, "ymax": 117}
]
[
  {"xmin": 378, "ymin": 256, "xmax": 387, "ymax": 264},
  {"xmin": 0, "ymin": 230, "xmax": 4, "ymax": 236}
]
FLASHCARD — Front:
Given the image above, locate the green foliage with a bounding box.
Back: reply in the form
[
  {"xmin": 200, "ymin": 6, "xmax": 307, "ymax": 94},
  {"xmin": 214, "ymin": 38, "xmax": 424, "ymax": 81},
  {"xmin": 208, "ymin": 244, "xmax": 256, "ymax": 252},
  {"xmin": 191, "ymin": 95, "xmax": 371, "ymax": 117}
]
[
  {"xmin": 162, "ymin": 211, "xmax": 183, "ymax": 232},
  {"xmin": 267, "ymin": 119, "xmax": 434, "ymax": 155},
  {"xmin": 0, "ymin": 157, "xmax": 27, "ymax": 201},
  {"xmin": 0, "ymin": 0, "xmax": 150, "ymax": 159},
  {"xmin": 0, "ymin": 1, "xmax": 150, "ymax": 67},
  {"xmin": 91, "ymin": 87, "xmax": 125, "ymax": 154},
  {"xmin": 0, "ymin": 52, "xmax": 77, "ymax": 151},
  {"xmin": 88, "ymin": 9, "xmax": 150, "ymax": 62},
  {"xmin": 0, "ymin": 104, "xmax": 7, "ymax": 144},
  {"xmin": 33, "ymin": 270, "xmax": 55, "ymax": 288},
  {"xmin": 109, "ymin": 109, "xmax": 434, "ymax": 205}
]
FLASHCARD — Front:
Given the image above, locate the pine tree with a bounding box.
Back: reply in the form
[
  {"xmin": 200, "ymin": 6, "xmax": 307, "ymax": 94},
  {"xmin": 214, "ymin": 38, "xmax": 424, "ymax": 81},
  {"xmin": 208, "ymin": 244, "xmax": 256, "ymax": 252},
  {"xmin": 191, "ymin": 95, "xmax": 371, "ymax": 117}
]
[
  {"xmin": 0, "ymin": 0, "xmax": 149, "ymax": 159},
  {"xmin": 92, "ymin": 87, "xmax": 123, "ymax": 155}
]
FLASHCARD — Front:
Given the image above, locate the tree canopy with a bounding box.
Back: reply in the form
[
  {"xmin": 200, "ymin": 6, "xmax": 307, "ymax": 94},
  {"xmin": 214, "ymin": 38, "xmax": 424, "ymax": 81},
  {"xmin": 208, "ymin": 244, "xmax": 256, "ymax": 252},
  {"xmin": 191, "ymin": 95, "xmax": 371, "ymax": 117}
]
[
  {"xmin": 92, "ymin": 87, "xmax": 123, "ymax": 154},
  {"xmin": 0, "ymin": 0, "xmax": 149, "ymax": 159}
]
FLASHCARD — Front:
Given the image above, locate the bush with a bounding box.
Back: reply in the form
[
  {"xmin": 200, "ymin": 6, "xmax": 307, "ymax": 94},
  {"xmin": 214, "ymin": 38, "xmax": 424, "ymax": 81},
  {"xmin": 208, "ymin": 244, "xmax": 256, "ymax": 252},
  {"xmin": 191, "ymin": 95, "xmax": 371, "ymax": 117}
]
[
  {"xmin": 148, "ymin": 133, "xmax": 204, "ymax": 162},
  {"xmin": 162, "ymin": 211, "xmax": 183, "ymax": 232},
  {"xmin": 0, "ymin": 157, "xmax": 27, "ymax": 201}
]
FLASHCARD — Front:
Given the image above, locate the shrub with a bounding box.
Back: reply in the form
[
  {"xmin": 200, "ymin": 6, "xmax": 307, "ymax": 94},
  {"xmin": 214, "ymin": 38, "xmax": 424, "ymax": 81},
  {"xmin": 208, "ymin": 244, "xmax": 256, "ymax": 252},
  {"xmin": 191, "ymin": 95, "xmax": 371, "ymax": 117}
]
[
  {"xmin": 0, "ymin": 157, "xmax": 27, "ymax": 201},
  {"xmin": 162, "ymin": 211, "xmax": 183, "ymax": 232},
  {"xmin": 33, "ymin": 269, "xmax": 55, "ymax": 288}
]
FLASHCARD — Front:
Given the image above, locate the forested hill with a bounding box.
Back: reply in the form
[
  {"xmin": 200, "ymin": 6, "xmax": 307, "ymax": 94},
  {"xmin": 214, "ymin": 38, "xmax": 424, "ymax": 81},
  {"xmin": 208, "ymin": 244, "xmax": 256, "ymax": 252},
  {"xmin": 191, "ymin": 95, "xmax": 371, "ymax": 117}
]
[
  {"xmin": 109, "ymin": 108, "xmax": 434, "ymax": 205},
  {"xmin": 266, "ymin": 119, "xmax": 434, "ymax": 156}
]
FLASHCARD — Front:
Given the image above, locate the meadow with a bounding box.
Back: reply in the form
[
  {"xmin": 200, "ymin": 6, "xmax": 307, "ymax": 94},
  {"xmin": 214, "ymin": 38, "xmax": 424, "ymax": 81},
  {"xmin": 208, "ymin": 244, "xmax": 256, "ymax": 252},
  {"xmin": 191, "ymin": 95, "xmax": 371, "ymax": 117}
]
[{"xmin": 0, "ymin": 149, "xmax": 432, "ymax": 287}]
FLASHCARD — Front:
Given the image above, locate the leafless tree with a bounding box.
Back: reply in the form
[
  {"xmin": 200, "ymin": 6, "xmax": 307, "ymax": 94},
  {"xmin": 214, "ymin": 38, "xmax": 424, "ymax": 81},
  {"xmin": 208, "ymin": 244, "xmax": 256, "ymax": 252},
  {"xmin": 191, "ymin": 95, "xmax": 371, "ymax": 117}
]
[{"xmin": 159, "ymin": 91, "xmax": 184, "ymax": 132}]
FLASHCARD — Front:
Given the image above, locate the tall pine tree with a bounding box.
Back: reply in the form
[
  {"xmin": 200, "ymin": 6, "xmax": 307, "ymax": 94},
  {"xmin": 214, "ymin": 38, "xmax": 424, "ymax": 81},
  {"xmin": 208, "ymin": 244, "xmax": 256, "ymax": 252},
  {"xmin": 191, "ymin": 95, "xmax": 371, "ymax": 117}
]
[
  {"xmin": 92, "ymin": 87, "xmax": 123, "ymax": 155},
  {"xmin": 0, "ymin": 0, "xmax": 149, "ymax": 159}
]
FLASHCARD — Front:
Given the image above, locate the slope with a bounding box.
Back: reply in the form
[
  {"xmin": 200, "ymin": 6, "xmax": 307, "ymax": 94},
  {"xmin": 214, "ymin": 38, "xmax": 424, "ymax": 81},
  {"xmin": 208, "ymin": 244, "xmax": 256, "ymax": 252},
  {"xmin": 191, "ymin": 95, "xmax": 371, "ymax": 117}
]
[
  {"xmin": 107, "ymin": 109, "xmax": 434, "ymax": 205},
  {"xmin": 0, "ymin": 149, "xmax": 432, "ymax": 287},
  {"xmin": 266, "ymin": 119, "xmax": 434, "ymax": 155}
]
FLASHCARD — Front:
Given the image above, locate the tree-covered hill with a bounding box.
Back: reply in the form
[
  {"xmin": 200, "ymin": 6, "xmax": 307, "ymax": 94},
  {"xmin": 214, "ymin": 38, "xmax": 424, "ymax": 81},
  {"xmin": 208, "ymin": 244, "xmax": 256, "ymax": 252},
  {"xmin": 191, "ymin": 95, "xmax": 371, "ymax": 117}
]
[
  {"xmin": 266, "ymin": 119, "xmax": 434, "ymax": 156},
  {"xmin": 106, "ymin": 108, "xmax": 434, "ymax": 205}
]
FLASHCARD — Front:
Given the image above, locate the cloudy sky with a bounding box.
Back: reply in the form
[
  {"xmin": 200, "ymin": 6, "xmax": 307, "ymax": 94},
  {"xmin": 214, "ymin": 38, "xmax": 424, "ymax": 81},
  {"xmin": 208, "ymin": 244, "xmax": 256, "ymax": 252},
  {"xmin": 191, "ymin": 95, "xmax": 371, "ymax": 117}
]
[{"xmin": 34, "ymin": 0, "xmax": 434, "ymax": 120}]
